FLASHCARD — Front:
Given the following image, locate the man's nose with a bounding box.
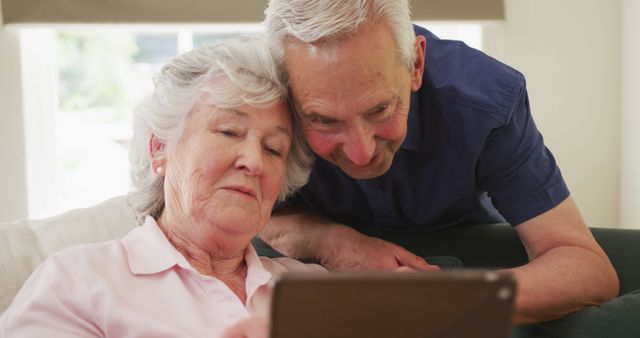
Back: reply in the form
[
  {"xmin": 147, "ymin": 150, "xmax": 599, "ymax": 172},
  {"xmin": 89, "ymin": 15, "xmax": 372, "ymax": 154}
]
[
  {"xmin": 342, "ymin": 123, "xmax": 376, "ymax": 166},
  {"xmin": 236, "ymin": 140, "xmax": 264, "ymax": 176}
]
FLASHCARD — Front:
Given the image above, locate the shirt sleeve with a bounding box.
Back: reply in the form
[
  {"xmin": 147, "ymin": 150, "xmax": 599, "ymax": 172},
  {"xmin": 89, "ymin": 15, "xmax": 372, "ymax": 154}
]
[
  {"xmin": 1, "ymin": 254, "xmax": 103, "ymax": 338},
  {"xmin": 476, "ymin": 82, "xmax": 570, "ymax": 226}
]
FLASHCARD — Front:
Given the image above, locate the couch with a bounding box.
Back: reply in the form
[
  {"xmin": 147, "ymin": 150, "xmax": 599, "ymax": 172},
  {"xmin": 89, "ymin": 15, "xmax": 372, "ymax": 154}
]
[
  {"xmin": 0, "ymin": 196, "xmax": 135, "ymax": 312},
  {"xmin": 1, "ymin": 195, "xmax": 639, "ymax": 337}
]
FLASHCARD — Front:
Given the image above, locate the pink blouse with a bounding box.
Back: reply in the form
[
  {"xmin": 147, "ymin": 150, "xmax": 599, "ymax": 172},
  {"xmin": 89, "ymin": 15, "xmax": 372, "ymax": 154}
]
[{"xmin": 0, "ymin": 216, "xmax": 325, "ymax": 337}]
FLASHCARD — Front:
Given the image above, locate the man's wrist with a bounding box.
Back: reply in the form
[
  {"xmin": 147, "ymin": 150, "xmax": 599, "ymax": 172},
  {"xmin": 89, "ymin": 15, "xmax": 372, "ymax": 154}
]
[{"xmin": 309, "ymin": 223, "xmax": 357, "ymax": 265}]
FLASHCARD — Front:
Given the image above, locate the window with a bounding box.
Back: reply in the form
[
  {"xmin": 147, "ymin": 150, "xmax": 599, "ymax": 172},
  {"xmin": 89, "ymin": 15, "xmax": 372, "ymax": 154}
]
[{"xmin": 21, "ymin": 23, "xmax": 484, "ymax": 219}]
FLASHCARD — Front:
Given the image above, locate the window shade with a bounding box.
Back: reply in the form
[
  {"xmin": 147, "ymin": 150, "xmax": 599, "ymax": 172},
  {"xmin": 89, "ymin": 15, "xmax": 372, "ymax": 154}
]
[{"xmin": 1, "ymin": 0, "xmax": 504, "ymax": 24}]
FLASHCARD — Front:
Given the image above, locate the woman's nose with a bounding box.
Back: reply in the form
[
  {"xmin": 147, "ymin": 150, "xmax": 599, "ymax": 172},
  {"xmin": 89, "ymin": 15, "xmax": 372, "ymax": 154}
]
[{"xmin": 235, "ymin": 140, "xmax": 264, "ymax": 176}]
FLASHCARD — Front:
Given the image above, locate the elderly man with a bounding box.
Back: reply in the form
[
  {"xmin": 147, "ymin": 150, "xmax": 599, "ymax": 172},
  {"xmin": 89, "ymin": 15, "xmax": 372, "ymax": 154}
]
[{"xmin": 259, "ymin": 0, "xmax": 618, "ymax": 325}]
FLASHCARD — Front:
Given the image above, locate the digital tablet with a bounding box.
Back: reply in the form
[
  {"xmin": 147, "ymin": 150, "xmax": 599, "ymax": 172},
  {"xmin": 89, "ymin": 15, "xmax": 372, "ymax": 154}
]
[{"xmin": 270, "ymin": 270, "xmax": 516, "ymax": 338}]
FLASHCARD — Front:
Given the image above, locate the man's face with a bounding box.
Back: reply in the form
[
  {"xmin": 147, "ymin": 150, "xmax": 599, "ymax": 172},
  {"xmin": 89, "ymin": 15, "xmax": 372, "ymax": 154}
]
[{"xmin": 284, "ymin": 21, "xmax": 424, "ymax": 179}]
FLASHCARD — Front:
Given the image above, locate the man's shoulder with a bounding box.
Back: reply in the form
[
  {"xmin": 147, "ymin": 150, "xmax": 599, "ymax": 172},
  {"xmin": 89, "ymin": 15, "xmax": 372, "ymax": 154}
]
[{"xmin": 415, "ymin": 25, "xmax": 525, "ymax": 121}]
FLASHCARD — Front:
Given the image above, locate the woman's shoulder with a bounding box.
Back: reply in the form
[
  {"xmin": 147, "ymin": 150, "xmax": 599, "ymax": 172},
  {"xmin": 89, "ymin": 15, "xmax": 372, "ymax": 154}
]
[
  {"xmin": 51, "ymin": 237, "xmax": 123, "ymax": 258},
  {"xmin": 41, "ymin": 238, "xmax": 129, "ymax": 278}
]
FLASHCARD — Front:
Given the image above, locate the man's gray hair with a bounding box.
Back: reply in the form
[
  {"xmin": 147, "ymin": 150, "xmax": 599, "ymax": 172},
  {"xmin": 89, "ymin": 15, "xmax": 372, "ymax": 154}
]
[
  {"xmin": 264, "ymin": 0, "xmax": 416, "ymax": 74},
  {"xmin": 128, "ymin": 35, "xmax": 313, "ymax": 224}
]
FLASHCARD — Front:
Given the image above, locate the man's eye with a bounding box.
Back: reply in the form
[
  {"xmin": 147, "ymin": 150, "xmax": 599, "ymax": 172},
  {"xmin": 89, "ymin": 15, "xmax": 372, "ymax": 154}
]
[
  {"xmin": 368, "ymin": 105, "xmax": 389, "ymax": 120},
  {"xmin": 312, "ymin": 117, "xmax": 335, "ymax": 125}
]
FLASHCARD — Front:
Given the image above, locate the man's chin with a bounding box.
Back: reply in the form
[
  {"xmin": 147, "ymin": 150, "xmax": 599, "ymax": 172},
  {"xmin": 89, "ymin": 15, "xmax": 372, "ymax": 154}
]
[
  {"xmin": 336, "ymin": 159, "xmax": 393, "ymax": 180},
  {"xmin": 342, "ymin": 169, "xmax": 386, "ymax": 179}
]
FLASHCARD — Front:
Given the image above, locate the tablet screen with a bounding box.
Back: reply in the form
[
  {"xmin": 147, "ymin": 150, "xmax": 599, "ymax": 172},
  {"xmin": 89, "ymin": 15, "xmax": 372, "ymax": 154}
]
[{"xmin": 270, "ymin": 270, "xmax": 515, "ymax": 338}]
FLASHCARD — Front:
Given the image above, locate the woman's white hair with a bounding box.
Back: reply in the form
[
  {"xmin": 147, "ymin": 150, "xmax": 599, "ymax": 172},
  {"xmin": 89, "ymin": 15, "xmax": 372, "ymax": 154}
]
[
  {"xmin": 128, "ymin": 35, "xmax": 314, "ymax": 224},
  {"xmin": 264, "ymin": 0, "xmax": 416, "ymax": 76}
]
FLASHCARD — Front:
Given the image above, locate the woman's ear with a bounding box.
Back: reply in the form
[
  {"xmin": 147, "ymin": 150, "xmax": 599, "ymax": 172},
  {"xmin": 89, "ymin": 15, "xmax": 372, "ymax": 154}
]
[{"xmin": 149, "ymin": 134, "xmax": 167, "ymax": 175}]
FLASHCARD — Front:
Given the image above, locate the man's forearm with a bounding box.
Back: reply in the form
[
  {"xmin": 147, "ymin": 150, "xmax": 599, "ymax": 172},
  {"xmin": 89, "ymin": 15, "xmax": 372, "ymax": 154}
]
[
  {"xmin": 509, "ymin": 197, "xmax": 620, "ymax": 324},
  {"xmin": 261, "ymin": 208, "xmax": 438, "ymax": 271},
  {"xmin": 260, "ymin": 208, "xmax": 339, "ymax": 260},
  {"xmin": 508, "ymin": 246, "xmax": 619, "ymax": 324}
]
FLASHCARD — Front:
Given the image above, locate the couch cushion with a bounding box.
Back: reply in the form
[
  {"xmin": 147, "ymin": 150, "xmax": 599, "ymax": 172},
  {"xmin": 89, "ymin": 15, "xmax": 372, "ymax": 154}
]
[
  {"xmin": 512, "ymin": 290, "xmax": 640, "ymax": 338},
  {"xmin": 0, "ymin": 195, "xmax": 137, "ymax": 313}
]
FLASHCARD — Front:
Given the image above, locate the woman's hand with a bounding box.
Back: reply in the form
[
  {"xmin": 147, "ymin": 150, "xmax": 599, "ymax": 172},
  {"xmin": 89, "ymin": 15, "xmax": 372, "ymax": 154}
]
[
  {"xmin": 219, "ymin": 315, "xmax": 269, "ymax": 338},
  {"xmin": 220, "ymin": 284, "xmax": 272, "ymax": 338}
]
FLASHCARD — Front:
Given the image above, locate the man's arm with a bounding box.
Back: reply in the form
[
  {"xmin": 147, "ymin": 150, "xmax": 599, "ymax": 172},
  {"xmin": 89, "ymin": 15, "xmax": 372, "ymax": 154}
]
[
  {"xmin": 508, "ymin": 196, "xmax": 619, "ymax": 324},
  {"xmin": 259, "ymin": 205, "xmax": 438, "ymax": 271}
]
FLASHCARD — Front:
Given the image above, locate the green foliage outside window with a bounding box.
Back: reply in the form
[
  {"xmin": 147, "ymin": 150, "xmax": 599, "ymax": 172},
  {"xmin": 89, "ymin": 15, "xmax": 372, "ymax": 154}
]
[{"xmin": 57, "ymin": 32, "xmax": 138, "ymax": 113}]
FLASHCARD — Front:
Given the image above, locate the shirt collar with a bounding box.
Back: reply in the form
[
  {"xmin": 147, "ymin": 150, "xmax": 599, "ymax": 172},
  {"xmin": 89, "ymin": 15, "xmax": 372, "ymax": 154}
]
[
  {"xmin": 122, "ymin": 216, "xmax": 185, "ymax": 275},
  {"xmin": 122, "ymin": 216, "xmax": 273, "ymax": 295},
  {"xmin": 400, "ymin": 91, "xmax": 421, "ymax": 151},
  {"xmin": 244, "ymin": 245, "xmax": 274, "ymax": 299}
]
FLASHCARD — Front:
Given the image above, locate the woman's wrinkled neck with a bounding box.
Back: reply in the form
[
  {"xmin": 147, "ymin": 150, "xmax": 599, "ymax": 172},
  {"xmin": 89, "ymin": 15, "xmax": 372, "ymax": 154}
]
[
  {"xmin": 156, "ymin": 213, "xmax": 250, "ymax": 303},
  {"xmin": 156, "ymin": 210, "xmax": 247, "ymax": 279}
]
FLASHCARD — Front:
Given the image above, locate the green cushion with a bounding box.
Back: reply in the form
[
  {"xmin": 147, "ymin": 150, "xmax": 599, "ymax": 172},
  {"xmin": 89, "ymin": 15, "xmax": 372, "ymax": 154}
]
[
  {"xmin": 424, "ymin": 255, "xmax": 463, "ymax": 269},
  {"xmin": 512, "ymin": 290, "xmax": 640, "ymax": 338},
  {"xmin": 252, "ymin": 237, "xmax": 463, "ymax": 269}
]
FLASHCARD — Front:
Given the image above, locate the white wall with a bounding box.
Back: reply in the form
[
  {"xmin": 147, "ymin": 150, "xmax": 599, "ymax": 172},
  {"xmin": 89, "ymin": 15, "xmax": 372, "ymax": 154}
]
[
  {"xmin": 0, "ymin": 1, "xmax": 29, "ymax": 222},
  {"xmin": 485, "ymin": 0, "xmax": 622, "ymax": 227},
  {"xmin": 0, "ymin": 1, "xmax": 631, "ymax": 227},
  {"xmin": 620, "ymin": 0, "xmax": 640, "ymax": 228}
]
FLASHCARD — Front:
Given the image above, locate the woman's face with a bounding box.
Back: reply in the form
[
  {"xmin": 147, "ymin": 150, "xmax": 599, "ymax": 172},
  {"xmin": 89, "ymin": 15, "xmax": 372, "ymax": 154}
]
[{"xmin": 162, "ymin": 99, "xmax": 292, "ymax": 245}]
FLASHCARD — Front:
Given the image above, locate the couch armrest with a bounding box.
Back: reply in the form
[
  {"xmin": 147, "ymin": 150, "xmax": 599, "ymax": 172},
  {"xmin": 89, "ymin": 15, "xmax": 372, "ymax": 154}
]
[
  {"xmin": 591, "ymin": 227, "xmax": 640, "ymax": 295},
  {"xmin": 0, "ymin": 195, "xmax": 137, "ymax": 313}
]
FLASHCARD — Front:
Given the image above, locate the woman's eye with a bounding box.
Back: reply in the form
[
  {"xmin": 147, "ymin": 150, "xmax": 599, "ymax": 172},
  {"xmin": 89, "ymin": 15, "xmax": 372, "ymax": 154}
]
[
  {"xmin": 219, "ymin": 129, "xmax": 239, "ymax": 137},
  {"xmin": 265, "ymin": 147, "xmax": 282, "ymax": 158}
]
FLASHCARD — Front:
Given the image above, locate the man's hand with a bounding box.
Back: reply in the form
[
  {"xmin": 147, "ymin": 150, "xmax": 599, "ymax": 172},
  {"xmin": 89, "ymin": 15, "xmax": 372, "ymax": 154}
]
[
  {"xmin": 316, "ymin": 226, "xmax": 440, "ymax": 272},
  {"xmin": 261, "ymin": 207, "xmax": 440, "ymax": 272}
]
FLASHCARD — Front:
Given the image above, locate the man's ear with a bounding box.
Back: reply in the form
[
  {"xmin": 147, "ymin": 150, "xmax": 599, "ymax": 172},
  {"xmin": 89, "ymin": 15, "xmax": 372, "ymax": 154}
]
[
  {"xmin": 149, "ymin": 134, "xmax": 167, "ymax": 175},
  {"xmin": 410, "ymin": 35, "xmax": 426, "ymax": 92}
]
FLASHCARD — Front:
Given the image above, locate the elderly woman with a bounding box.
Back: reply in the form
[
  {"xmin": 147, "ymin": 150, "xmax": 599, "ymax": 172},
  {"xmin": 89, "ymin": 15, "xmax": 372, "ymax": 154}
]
[{"xmin": 0, "ymin": 36, "xmax": 324, "ymax": 337}]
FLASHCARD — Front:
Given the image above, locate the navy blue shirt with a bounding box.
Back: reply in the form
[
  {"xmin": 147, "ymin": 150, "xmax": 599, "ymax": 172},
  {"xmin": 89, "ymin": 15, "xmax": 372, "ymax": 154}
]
[{"xmin": 285, "ymin": 25, "xmax": 570, "ymax": 229}]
